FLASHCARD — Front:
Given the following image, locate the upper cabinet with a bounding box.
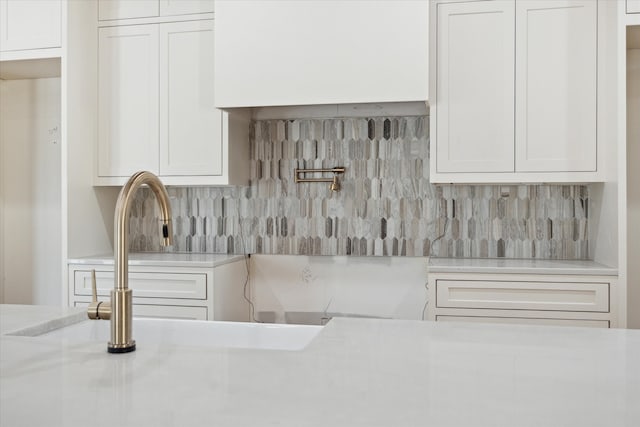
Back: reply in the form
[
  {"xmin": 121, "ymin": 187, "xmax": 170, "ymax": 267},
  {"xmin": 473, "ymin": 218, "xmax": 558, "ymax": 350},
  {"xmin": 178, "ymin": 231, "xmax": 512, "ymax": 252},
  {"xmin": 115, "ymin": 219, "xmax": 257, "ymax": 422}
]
[
  {"xmin": 98, "ymin": 0, "xmax": 213, "ymax": 21},
  {"xmin": 213, "ymin": 0, "xmax": 429, "ymax": 108},
  {"xmin": 434, "ymin": 0, "xmax": 515, "ymax": 174},
  {"xmin": 430, "ymin": 0, "xmax": 601, "ymax": 184},
  {"xmin": 0, "ymin": 0, "xmax": 61, "ymax": 57},
  {"xmin": 96, "ymin": 0, "xmax": 249, "ymax": 186}
]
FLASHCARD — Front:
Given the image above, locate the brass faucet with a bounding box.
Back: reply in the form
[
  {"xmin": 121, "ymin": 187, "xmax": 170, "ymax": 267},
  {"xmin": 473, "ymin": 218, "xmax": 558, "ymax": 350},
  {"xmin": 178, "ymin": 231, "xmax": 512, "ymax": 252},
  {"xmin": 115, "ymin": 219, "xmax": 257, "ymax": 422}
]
[{"xmin": 87, "ymin": 171, "xmax": 173, "ymax": 353}]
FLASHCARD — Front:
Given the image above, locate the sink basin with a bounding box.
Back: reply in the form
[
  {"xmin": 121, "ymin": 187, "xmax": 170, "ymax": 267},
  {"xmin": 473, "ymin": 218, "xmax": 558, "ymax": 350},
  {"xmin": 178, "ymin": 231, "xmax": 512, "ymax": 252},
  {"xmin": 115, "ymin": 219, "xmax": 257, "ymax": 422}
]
[{"xmin": 35, "ymin": 318, "xmax": 323, "ymax": 351}]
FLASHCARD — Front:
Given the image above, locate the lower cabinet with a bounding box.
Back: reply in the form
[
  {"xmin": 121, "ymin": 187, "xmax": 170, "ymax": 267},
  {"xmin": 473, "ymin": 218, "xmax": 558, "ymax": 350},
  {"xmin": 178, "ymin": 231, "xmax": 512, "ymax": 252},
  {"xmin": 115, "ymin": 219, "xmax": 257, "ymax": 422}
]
[
  {"xmin": 68, "ymin": 260, "xmax": 250, "ymax": 321},
  {"xmin": 428, "ymin": 272, "xmax": 618, "ymax": 328}
]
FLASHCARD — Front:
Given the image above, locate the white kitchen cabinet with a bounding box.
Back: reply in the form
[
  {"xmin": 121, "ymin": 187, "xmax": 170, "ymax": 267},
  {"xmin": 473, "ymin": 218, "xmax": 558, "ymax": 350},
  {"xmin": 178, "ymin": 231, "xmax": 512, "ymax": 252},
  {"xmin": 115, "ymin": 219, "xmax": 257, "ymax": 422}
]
[
  {"xmin": 68, "ymin": 257, "xmax": 250, "ymax": 321},
  {"xmin": 430, "ymin": 0, "xmax": 600, "ymax": 183},
  {"xmin": 435, "ymin": 316, "xmax": 609, "ymax": 328},
  {"xmin": 98, "ymin": 24, "xmax": 159, "ymax": 178},
  {"xmin": 515, "ymin": 0, "xmax": 597, "ymax": 173},
  {"xmin": 97, "ymin": 19, "xmax": 249, "ymax": 186},
  {"xmin": 159, "ymin": 20, "xmax": 222, "ymax": 177},
  {"xmin": 428, "ymin": 272, "xmax": 619, "ymax": 328},
  {"xmin": 214, "ymin": 0, "xmax": 429, "ymax": 107},
  {"xmin": 0, "ymin": 0, "xmax": 61, "ymax": 53},
  {"xmin": 98, "ymin": 0, "xmax": 213, "ymax": 21},
  {"xmin": 98, "ymin": 0, "xmax": 158, "ymax": 21},
  {"xmin": 434, "ymin": 0, "xmax": 515, "ymax": 174},
  {"xmin": 629, "ymin": 0, "xmax": 640, "ymax": 14},
  {"xmin": 160, "ymin": 0, "xmax": 213, "ymax": 16}
]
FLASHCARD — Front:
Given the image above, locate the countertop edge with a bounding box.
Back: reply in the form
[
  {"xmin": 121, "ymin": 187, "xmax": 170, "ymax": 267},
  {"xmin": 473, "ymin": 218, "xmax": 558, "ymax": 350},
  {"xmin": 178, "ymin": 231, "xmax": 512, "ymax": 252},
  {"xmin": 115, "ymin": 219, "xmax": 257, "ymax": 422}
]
[
  {"xmin": 427, "ymin": 258, "xmax": 618, "ymax": 276},
  {"xmin": 67, "ymin": 253, "xmax": 247, "ymax": 268}
]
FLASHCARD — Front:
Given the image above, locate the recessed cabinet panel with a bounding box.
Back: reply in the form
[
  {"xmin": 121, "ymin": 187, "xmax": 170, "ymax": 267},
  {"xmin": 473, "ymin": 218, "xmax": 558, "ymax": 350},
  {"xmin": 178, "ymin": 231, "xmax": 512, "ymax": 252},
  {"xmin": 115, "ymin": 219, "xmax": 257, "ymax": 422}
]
[
  {"xmin": 436, "ymin": 315, "xmax": 609, "ymax": 328},
  {"xmin": 160, "ymin": 0, "xmax": 214, "ymax": 16},
  {"xmin": 436, "ymin": 1, "xmax": 515, "ymax": 173},
  {"xmin": 159, "ymin": 20, "xmax": 223, "ymax": 176},
  {"xmin": 515, "ymin": 0, "xmax": 597, "ymax": 172},
  {"xmin": 98, "ymin": 25, "xmax": 159, "ymax": 177},
  {"xmin": 628, "ymin": 0, "xmax": 640, "ymax": 14},
  {"xmin": 0, "ymin": 0, "xmax": 61, "ymax": 52},
  {"xmin": 74, "ymin": 270, "xmax": 207, "ymax": 300},
  {"xmin": 74, "ymin": 301, "xmax": 208, "ymax": 320},
  {"xmin": 98, "ymin": 0, "xmax": 159, "ymax": 21},
  {"xmin": 436, "ymin": 280, "xmax": 609, "ymax": 312}
]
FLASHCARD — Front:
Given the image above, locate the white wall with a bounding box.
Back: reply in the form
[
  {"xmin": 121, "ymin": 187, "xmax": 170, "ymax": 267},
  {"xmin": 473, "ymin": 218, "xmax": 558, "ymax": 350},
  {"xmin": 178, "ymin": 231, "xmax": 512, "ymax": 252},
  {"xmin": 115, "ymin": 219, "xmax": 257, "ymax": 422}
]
[
  {"xmin": 0, "ymin": 77, "xmax": 61, "ymax": 305},
  {"xmin": 627, "ymin": 45, "xmax": 640, "ymax": 329},
  {"xmin": 65, "ymin": 0, "xmax": 118, "ymax": 261},
  {"xmin": 250, "ymin": 255, "xmax": 428, "ymax": 324}
]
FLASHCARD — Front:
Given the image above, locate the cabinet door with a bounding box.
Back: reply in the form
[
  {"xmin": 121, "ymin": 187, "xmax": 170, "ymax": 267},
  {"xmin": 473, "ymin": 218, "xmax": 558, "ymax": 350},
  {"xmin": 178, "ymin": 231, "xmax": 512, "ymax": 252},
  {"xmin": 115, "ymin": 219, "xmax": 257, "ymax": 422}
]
[
  {"xmin": 435, "ymin": 315, "xmax": 609, "ymax": 328},
  {"xmin": 98, "ymin": 0, "xmax": 159, "ymax": 21},
  {"xmin": 160, "ymin": 0, "xmax": 214, "ymax": 16},
  {"xmin": 435, "ymin": 0, "xmax": 515, "ymax": 173},
  {"xmin": 435, "ymin": 279, "xmax": 610, "ymax": 312},
  {"xmin": 132, "ymin": 304, "xmax": 208, "ymax": 320},
  {"xmin": 628, "ymin": 0, "xmax": 640, "ymax": 14},
  {"xmin": 515, "ymin": 0, "xmax": 597, "ymax": 172},
  {"xmin": 98, "ymin": 25, "xmax": 159, "ymax": 177},
  {"xmin": 0, "ymin": 0, "xmax": 61, "ymax": 51},
  {"xmin": 159, "ymin": 20, "xmax": 223, "ymax": 177}
]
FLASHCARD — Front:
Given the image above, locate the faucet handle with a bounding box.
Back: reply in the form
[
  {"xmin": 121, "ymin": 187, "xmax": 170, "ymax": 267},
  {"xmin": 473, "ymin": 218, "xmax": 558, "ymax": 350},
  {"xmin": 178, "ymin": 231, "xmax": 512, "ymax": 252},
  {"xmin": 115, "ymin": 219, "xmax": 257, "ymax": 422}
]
[
  {"xmin": 87, "ymin": 269, "xmax": 111, "ymax": 320},
  {"xmin": 91, "ymin": 269, "xmax": 97, "ymax": 303}
]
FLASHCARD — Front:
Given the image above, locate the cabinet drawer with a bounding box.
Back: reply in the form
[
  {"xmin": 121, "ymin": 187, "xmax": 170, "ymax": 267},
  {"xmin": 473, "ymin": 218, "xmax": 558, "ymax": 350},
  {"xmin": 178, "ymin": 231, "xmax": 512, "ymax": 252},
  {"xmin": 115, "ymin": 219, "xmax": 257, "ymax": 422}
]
[
  {"xmin": 435, "ymin": 315, "xmax": 609, "ymax": 328},
  {"xmin": 74, "ymin": 269, "xmax": 207, "ymax": 300},
  {"xmin": 74, "ymin": 301, "xmax": 207, "ymax": 320},
  {"xmin": 435, "ymin": 280, "xmax": 609, "ymax": 312}
]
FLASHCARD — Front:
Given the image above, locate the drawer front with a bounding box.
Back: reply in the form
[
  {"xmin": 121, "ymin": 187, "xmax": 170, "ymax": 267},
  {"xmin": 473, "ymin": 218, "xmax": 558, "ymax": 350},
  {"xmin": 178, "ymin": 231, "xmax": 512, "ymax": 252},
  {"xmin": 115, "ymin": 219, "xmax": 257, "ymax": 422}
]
[
  {"xmin": 435, "ymin": 280, "xmax": 609, "ymax": 312},
  {"xmin": 435, "ymin": 315, "xmax": 609, "ymax": 328},
  {"xmin": 74, "ymin": 269, "xmax": 207, "ymax": 300},
  {"xmin": 74, "ymin": 301, "xmax": 207, "ymax": 320}
]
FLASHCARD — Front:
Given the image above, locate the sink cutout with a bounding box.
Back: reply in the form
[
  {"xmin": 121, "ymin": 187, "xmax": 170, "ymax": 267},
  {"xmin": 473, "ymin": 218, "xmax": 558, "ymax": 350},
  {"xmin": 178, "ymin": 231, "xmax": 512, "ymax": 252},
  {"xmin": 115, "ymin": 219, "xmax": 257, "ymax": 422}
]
[{"xmin": 35, "ymin": 318, "xmax": 323, "ymax": 351}]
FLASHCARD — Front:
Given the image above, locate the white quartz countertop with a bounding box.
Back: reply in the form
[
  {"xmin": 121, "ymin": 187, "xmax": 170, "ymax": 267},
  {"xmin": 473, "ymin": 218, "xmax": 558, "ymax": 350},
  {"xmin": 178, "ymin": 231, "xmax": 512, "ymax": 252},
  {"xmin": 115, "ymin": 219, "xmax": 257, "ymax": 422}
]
[
  {"xmin": 67, "ymin": 252, "xmax": 246, "ymax": 268},
  {"xmin": 428, "ymin": 257, "xmax": 617, "ymax": 276},
  {"xmin": 0, "ymin": 304, "xmax": 86, "ymax": 335},
  {"xmin": 1, "ymin": 305, "xmax": 638, "ymax": 427}
]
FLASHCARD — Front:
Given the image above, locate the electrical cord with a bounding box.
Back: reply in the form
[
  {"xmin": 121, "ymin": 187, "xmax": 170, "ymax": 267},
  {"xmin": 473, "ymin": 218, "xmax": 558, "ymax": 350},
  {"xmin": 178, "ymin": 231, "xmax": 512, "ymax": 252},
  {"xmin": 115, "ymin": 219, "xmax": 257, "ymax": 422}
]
[
  {"xmin": 236, "ymin": 190, "xmax": 261, "ymax": 323},
  {"xmin": 421, "ymin": 213, "xmax": 449, "ymax": 321}
]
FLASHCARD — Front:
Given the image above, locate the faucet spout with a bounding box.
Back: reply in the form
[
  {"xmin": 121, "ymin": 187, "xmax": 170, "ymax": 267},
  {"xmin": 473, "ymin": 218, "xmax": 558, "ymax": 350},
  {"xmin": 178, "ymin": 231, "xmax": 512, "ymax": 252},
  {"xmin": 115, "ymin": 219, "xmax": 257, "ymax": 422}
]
[{"xmin": 109, "ymin": 171, "xmax": 173, "ymax": 353}]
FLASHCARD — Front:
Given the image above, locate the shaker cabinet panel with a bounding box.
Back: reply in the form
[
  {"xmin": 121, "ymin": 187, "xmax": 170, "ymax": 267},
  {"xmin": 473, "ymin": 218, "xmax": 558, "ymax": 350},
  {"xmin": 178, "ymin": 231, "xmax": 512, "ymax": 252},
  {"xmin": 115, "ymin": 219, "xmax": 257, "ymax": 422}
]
[
  {"xmin": 98, "ymin": 0, "xmax": 213, "ymax": 21},
  {"xmin": 97, "ymin": 25, "xmax": 159, "ymax": 178},
  {"xmin": 435, "ymin": 279, "xmax": 609, "ymax": 312},
  {"xmin": 628, "ymin": 0, "xmax": 640, "ymax": 14},
  {"xmin": 73, "ymin": 269, "xmax": 208, "ymax": 300},
  {"xmin": 515, "ymin": 0, "xmax": 597, "ymax": 172},
  {"xmin": 428, "ymin": 272, "xmax": 619, "ymax": 328},
  {"xmin": 0, "ymin": 0, "xmax": 61, "ymax": 52},
  {"xmin": 159, "ymin": 20, "xmax": 223, "ymax": 177},
  {"xmin": 160, "ymin": 0, "xmax": 214, "ymax": 16},
  {"xmin": 430, "ymin": 0, "xmax": 601, "ymax": 183},
  {"xmin": 95, "ymin": 18, "xmax": 249, "ymax": 186},
  {"xmin": 435, "ymin": 0, "xmax": 515, "ymax": 173},
  {"xmin": 436, "ymin": 315, "xmax": 609, "ymax": 328},
  {"xmin": 98, "ymin": 0, "xmax": 159, "ymax": 21}
]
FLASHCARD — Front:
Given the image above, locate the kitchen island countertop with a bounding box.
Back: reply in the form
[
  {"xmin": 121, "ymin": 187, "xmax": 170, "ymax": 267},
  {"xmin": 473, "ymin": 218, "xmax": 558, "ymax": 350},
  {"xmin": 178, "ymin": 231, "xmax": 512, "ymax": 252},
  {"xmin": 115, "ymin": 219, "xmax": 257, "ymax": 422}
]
[{"xmin": 1, "ymin": 304, "xmax": 638, "ymax": 427}]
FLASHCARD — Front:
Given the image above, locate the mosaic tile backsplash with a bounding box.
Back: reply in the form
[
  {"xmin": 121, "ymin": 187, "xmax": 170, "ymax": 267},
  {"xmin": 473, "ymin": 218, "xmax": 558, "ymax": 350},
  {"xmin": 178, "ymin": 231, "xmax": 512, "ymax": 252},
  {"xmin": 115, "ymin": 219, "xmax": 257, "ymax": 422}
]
[{"xmin": 129, "ymin": 116, "xmax": 588, "ymax": 259}]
